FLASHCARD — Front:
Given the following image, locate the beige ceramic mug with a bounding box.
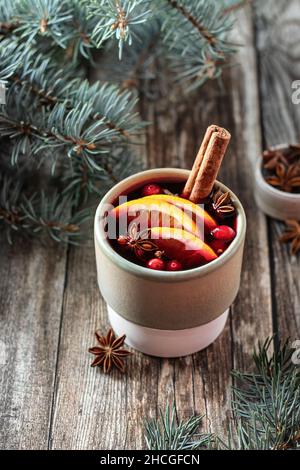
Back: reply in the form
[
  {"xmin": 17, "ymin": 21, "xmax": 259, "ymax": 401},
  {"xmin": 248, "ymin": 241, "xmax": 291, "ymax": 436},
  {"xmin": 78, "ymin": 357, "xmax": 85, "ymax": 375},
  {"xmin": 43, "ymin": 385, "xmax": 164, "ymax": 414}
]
[{"xmin": 94, "ymin": 168, "xmax": 246, "ymax": 357}]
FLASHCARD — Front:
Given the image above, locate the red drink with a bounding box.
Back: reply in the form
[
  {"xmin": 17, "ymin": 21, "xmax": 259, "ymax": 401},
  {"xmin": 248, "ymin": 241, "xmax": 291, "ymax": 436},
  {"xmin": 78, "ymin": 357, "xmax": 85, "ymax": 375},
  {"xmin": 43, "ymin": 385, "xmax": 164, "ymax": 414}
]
[{"xmin": 105, "ymin": 179, "xmax": 237, "ymax": 271}]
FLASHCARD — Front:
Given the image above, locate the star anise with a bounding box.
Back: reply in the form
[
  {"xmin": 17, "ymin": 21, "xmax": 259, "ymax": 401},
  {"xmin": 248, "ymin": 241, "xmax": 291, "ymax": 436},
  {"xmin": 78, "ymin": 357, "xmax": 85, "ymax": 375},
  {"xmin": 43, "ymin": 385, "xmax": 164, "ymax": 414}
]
[
  {"xmin": 288, "ymin": 144, "xmax": 300, "ymax": 161},
  {"xmin": 88, "ymin": 328, "xmax": 132, "ymax": 373},
  {"xmin": 279, "ymin": 220, "xmax": 300, "ymax": 255},
  {"xmin": 262, "ymin": 149, "xmax": 289, "ymax": 170},
  {"xmin": 118, "ymin": 222, "xmax": 158, "ymax": 258},
  {"xmin": 293, "ymin": 160, "xmax": 300, "ymax": 176},
  {"xmin": 212, "ymin": 190, "xmax": 235, "ymax": 216},
  {"xmin": 265, "ymin": 163, "xmax": 300, "ymax": 193}
]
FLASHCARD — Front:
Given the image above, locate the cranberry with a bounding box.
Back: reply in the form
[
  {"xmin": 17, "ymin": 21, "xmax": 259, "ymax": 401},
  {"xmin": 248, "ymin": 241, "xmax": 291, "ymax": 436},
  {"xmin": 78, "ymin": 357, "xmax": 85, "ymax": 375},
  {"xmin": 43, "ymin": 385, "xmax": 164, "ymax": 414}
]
[
  {"xmin": 146, "ymin": 258, "xmax": 165, "ymax": 270},
  {"xmin": 210, "ymin": 239, "xmax": 228, "ymax": 256},
  {"xmin": 166, "ymin": 260, "xmax": 183, "ymax": 271},
  {"xmin": 211, "ymin": 225, "xmax": 236, "ymax": 242},
  {"xmin": 141, "ymin": 183, "xmax": 162, "ymax": 197}
]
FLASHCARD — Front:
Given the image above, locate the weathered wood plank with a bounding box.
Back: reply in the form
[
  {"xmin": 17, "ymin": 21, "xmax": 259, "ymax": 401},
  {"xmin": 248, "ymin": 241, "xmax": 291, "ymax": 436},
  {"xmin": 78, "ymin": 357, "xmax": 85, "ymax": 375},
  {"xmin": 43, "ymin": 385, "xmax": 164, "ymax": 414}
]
[
  {"xmin": 49, "ymin": 241, "xmax": 125, "ymax": 449},
  {"xmin": 223, "ymin": 6, "xmax": 275, "ymax": 370},
  {"xmin": 48, "ymin": 237, "xmax": 161, "ymax": 450},
  {"xmin": 0, "ymin": 239, "xmax": 67, "ymax": 449},
  {"xmin": 255, "ymin": 0, "xmax": 300, "ymax": 338}
]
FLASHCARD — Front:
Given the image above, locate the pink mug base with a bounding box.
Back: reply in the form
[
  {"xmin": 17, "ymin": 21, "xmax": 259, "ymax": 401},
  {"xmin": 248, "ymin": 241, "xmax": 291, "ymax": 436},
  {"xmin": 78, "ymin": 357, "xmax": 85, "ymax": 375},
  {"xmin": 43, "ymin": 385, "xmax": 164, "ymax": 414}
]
[{"xmin": 107, "ymin": 305, "xmax": 229, "ymax": 358}]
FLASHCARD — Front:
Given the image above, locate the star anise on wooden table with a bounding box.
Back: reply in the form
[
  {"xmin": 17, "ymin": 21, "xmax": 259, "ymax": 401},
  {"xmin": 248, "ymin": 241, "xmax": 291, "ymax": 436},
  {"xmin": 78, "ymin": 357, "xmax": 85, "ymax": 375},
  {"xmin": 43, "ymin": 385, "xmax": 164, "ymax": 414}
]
[
  {"xmin": 279, "ymin": 220, "xmax": 300, "ymax": 255},
  {"xmin": 212, "ymin": 190, "xmax": 235, "ymax": 216},
  {"xmin": 88, "ymin": 328, "xmax": 132, "ymax": 373},
  {"xmin": 265, "ymin": 163, "xmax": 300, "ymax": 193}
]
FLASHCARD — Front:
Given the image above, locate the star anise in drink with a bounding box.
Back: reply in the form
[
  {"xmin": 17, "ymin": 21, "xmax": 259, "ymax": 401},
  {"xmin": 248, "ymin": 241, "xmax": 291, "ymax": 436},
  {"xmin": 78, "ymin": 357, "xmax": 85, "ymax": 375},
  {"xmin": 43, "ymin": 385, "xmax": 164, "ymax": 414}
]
[
  {"xmin": 212, "ymin": 189, "xmax": 235, "ymax": 217},
  {"xmin": 279, "ymin": 220, "xmax": 300, "ymax": 255},
  {"xmin": 88, "ymin": 328, "xmax": 132, "ymax": 373},
  {"xmin": 265, "ymin": 163, "xmax": 300, "ymax": 193},
  {"xmin": 117, "ymin": 222, "xmax": 158, "ymax": 259}
]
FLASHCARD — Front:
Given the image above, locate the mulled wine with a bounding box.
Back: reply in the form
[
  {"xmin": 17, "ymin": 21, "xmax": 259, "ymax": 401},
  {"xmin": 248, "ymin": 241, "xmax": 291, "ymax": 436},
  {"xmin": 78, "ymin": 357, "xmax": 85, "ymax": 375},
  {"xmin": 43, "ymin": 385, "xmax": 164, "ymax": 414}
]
[{"xmin": 105, "ymin": 179, "xmax": 237, "ymax": 271}]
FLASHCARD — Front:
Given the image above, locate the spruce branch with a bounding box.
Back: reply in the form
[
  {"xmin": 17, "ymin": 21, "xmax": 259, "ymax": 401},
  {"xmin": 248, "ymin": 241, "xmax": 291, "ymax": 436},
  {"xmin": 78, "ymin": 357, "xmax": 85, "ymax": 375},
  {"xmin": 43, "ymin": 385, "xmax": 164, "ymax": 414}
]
[
  {"xmin": 0, "ymin": 172, "xmax": 90, "ymax": 244},
  {"xmin": 99, "ymin": 19, "xmax": 161, "ymax": 94},
  {"xmin": 0, "ymin": 41, "xmax": 145, "ymax": 143},
  {"xmin": 222, "ymin": 0, "xmax": 252, "ymax": 16},
  {"xmin": 88, "ymin": 0, "xmax": 151, "ymax": 59},
  {"xmin": 65, "ymin": 80, "xmax": 145, "ymax": 139},
  {"xmin": 15, "ymin": 0, "xmax": 74, "ymax": 48},
  {"xmin": 0, "ymin": 0, "xmax": 97, "ymax": 62},
  {"xmin": 61, "ymin": 145, "xmax": 143, "ymax": 206},
  {"xmin": 144, "ymin": 402, "xmax": 214, "ymax": 450},
  {"xmin": 166, "ymin": 0, "xmax": 217, "ymax": 46},
  {"xmin": 229, "ymin": 338, "xmax": 300, "ymax": 450},
  {"xmin": 161, "ymin": 0, "xmax": 235, "ymax": 89},
  {"xmin": 0, "ymin": 39, "xmax": 24, "ymax": 82},
  {"xmin": 65, "ymin": 1, "xmax": 96, "ymax": 61},
  {"xmin": 144, "ymin": 338, "xmax": 300, "ymax": 451},
  {"xmin": 0, "ymin": 89, "xmax": 142, "ymax": 169},
  {"xmin": 0, "ymin": 0, "xmax": 17, "ymax": 37}
]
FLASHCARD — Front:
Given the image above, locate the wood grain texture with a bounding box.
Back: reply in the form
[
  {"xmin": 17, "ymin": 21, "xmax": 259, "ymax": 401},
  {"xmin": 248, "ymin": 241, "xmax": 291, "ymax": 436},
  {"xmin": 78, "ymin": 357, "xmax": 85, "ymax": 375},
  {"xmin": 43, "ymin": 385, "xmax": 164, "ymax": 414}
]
[
  {"xmin": 224, "ymin": 6, "xmax": 274, "ymax": 369},
  {"xmin": 48, "ymin": 238, "xmax": 162, "ymax": 450},
  {"xmin": 0, "ymin": 239, "xmax": 67, "ymax": 449},
  {"xmin": 1, "ymin": 3, "xmax": 299, "ymax": 450},
  {"xmin": 255, "ymin": 0, "xmax": 300, "ymax": 339}
]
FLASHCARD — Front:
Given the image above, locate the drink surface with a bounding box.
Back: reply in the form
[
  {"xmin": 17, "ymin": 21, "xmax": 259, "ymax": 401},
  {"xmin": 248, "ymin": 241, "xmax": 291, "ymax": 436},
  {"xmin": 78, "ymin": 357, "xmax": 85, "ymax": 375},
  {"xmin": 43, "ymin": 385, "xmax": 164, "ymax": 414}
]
[{"xmin": 105, "ymin": 180, "xmax": 237, "ymax": 271}]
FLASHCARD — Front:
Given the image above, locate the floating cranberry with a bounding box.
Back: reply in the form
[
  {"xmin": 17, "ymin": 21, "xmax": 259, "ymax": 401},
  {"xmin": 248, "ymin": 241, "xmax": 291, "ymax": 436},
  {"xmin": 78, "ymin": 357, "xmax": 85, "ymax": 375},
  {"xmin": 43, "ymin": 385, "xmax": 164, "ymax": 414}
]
[
  {"xmin": 166, "ymin": 260, "xmax": 183, "ymax": 271},
  {"xmin": 210, "ymin": 239, "xmax": 228, "ymax": 256},
  {"xmin": 146, "ymin": 258, "xmax": 165, "ymax": 270},
  {"xmin": 211, "ymin": 225, "xmax": 236, "ymax": 241},
  {"xmin": 141, "ymin": 183, "xmax": 162, "ymax": 197},
  {"xmin": 117, "ymin": 235, "xmax": 128, "ymax": 245}
]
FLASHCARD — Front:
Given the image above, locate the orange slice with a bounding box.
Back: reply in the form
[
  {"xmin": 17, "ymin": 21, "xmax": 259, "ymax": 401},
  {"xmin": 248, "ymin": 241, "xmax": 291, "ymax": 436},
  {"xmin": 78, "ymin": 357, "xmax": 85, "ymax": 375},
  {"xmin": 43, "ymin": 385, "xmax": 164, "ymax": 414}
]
[
  {"xmin": 110, "ymin": 198, "xmax": 200, "ymax": 236},
  {"xmin": 141, "ymin": 194, "xmax": 217, "ymax": 232},
  {"xmin": 150, "ymin": 227, "xmax": 217, "ymax": 268}
]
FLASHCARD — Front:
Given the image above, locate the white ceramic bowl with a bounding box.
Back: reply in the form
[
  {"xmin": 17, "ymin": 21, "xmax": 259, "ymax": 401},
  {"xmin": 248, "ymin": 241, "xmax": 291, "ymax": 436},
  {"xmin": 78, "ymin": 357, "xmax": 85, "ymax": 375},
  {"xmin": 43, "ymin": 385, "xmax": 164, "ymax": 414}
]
[{"xmin": 254, "ymin": 155, "xmax": 300, "ymax": 221}]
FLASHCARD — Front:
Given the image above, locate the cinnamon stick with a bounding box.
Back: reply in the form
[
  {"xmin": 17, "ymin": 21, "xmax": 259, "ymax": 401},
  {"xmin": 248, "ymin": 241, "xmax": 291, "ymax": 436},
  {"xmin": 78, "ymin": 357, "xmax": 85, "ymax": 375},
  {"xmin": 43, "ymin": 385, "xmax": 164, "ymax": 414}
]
[
  {"xmin": 182, "ymin": 124, "xmax": 219, "ymax": 199},
  {"xmin": 187, "ymin": 125, "xmax": 231, "ymax": 203}
]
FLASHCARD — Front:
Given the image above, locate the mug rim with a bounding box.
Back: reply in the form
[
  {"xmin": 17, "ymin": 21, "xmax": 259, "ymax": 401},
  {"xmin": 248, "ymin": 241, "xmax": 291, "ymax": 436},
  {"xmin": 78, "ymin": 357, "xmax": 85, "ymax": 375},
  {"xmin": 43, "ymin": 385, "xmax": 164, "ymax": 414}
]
[{"xmin": 94, "ymin": 168, "xmax": 247, "ymax": 281}]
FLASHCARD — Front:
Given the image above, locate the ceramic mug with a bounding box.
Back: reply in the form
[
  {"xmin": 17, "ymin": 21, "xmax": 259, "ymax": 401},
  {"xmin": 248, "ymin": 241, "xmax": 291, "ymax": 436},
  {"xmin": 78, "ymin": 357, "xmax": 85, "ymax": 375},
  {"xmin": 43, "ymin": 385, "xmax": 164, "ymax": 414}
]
[{"xmin": 94, "ymin": 168, "xmax": 246, "ymax": 357}]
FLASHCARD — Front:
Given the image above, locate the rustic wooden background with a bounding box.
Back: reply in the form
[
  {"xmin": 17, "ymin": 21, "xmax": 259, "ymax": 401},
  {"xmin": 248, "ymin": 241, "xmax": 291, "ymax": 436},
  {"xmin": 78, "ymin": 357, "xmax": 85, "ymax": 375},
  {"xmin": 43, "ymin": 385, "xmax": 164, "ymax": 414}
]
[{"xmin": 0, "ymin": 2, "xmax": 299, "ymax": 449}]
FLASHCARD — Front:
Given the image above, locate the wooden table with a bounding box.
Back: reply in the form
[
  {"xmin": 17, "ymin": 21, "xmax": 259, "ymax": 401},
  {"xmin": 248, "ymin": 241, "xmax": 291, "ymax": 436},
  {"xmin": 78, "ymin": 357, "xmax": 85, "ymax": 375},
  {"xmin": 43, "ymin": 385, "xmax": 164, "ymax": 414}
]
[{"xmin": 0, "ymin": 3, "xmax": 299, "ymax": 450}]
